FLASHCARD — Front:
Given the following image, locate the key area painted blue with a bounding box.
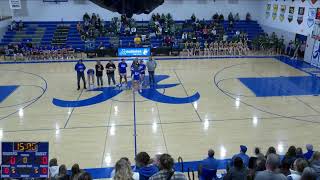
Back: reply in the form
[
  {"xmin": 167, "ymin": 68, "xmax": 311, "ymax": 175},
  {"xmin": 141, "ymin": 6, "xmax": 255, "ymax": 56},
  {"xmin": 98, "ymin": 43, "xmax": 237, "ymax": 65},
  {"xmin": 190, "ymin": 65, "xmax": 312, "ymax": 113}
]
[
  {"xmin": 0, "ymin": 85, "xmax": 19, "ymax": 103},
  {"xmin": 239, "ymin": 76, "xmax": 320, "ymax": 97}
]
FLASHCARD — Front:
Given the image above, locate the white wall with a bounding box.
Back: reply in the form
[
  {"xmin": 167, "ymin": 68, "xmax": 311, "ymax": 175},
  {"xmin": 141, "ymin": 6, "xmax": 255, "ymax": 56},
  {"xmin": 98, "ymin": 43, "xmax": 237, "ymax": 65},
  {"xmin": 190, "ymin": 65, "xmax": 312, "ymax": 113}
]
[
  {"xmin": 12, "ymin": 0, "xmax": 263, "ymax": 21},
  {"xmin": 0, "ymin": 0, "xmax": 11, "ymax": 18},
  {"xmin": 0, "ymin": 19, "xmax": 12, "ymax": 38},
  {"xmin": 260, "ymin": 0, "xmax": 319, "ymax": 36}
]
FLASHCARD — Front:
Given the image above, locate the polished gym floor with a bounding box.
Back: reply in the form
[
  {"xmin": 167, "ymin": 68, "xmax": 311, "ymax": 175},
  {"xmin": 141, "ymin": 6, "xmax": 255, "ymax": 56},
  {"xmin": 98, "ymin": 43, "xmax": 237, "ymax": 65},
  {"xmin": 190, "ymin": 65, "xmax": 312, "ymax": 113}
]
[{"xmin": 0, "ymin": 56, "xmax": 320, "ymax": 170}]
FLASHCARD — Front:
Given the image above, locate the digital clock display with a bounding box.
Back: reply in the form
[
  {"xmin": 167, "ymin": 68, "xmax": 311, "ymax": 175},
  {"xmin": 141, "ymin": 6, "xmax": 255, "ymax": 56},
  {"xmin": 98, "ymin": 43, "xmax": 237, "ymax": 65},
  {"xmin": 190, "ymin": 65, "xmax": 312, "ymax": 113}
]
[{"xmin": 1, "ymin": 142, "xmax": 49, "ymax": 178}]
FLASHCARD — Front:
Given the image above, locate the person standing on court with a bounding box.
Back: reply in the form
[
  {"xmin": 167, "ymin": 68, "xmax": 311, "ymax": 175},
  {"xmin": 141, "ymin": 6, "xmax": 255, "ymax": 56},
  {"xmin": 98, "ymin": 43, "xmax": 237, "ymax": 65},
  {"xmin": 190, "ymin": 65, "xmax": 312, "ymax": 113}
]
[
  {"xmin": 147, "ymin": 56, "xmax": 157, "ymax": 86},
  {"xmin": 74, "ymin": 59, "xmax": 86, "ymax": 90},
  {"xmin": 118, "ymin": 59, "xmax": 128, "ymax": 87},
  {"xmin": 95, "ymin": 60, "xmax": 104, "ymax": 87},
  {"xmin": 106, "ymin": 60, "xmax": 116, "ymax": 86}
]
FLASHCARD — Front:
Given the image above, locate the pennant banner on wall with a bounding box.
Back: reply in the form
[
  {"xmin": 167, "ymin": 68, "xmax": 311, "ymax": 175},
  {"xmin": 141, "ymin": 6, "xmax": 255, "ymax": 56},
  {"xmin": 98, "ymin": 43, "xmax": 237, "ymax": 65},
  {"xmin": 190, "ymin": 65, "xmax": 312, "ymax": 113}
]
[
  {"xmin": 266, "ymin": 4, "xmax": 271, "ymax": 19},
  {"xmin": 272, "ymin": 4, "xmax": 279, "ymax": 20},
  {"xmin": 280, "ymin": 5, "xmax": 286, "ymax": 22},
  {"xmin": 288, "ymin": 6, "xmax": 295, "ymax": 22},
  {"xmin": 9, "ymin": 0, "xmax": 21, "ymax": 9},
  {"xmin": 297, "ymin": 7, "xmax": 305, "ymax": 24},
  {"xmin": 308, "ymin": 8, "xmax": 317, "ymax": 27}
]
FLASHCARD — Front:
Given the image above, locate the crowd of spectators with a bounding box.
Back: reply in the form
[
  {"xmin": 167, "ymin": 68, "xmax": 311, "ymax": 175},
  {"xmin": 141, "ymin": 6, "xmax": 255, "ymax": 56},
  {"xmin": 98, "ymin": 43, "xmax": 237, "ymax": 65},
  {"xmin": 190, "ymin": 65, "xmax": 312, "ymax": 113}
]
[
  {"xmin": 77, "ymin": 13, "xmax": 106, "ymax": 41},
  {"xmin": 47, "ymin": 144, "xmax": 319, "ymax": 180},
  {"xmin": 10, "ymin": 20, "xmax": 24, "ymax": 31}
]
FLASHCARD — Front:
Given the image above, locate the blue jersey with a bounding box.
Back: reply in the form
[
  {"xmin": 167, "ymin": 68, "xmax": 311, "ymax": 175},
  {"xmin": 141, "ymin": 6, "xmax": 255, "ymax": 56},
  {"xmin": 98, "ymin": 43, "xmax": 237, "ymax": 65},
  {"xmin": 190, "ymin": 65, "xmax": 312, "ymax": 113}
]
[
  {"xmin": 87, "ymin": 69, "xmax": 94, "ymax": 75},
  {"xmin": 139, "ymin": 64, "xmax": 146, "ymax": 74},
  {"xmin": 133, "ymin": 70, "xmax": 140, "ymax": 81},
  {"xmin": 118, "ymin": 62, "xmax": 127, "ymax": 74},
  {"xmin": 75, "ymin": 62, "xmax": 86, "ymax": 74}
]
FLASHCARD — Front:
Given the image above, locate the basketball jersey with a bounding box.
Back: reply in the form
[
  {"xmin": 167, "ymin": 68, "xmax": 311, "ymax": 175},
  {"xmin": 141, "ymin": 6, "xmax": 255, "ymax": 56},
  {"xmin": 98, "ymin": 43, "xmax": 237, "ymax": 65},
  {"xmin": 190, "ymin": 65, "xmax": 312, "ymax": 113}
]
[{"xmin": 118, "ymin": 62, "xmax": 127, "ymax": 73}]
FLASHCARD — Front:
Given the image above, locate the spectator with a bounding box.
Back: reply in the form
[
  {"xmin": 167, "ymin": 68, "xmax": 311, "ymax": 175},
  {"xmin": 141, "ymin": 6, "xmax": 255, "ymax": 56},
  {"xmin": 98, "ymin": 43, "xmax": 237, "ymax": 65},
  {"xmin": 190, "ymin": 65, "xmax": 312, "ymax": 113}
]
[
  {"xmin": 18, "ymin": 20, "xmax": 23, "ymax": 31},
  {"xmin": 191, "ymin": 13, "xmax": 196, "ymax": 22},
  {"xmin": 219, "ymin": 14, "xmax": 224, "ymax": 22},
  {"xmin": 131, "ymin": 26, "xmax": 137, "ymax": 35},
  {"xmin": 83, "ymin": 12, "xmax": 90, "ymax": 22},
  {"xmin": 301, "ymin": 167, "xmax": 317, "ymax": 180},
  {"xmin": 114, "ymin": 158, "xmax": 139, "ymax": 180},
  {"xmin": 182, "ymin": 32, "xmax": 188, "ymax": 42},
  {"xmin": 254, "ymin": 147, "xmax": 265, "ymax": 160},
  {"xmin": 71, "ymin": 164, "xmax": 82, "ymax": 180},
  {"xmin": 232, "ymin": 145, "xmax": 250, "ymax": 167},
  {"xmin": 56, "ymin": 164, "xmax": 70, "ymax": 180},
  {"xmin": 135, "ymin": 152, "xmax": 159, "ymax": 180},
  {"xmin": 149, "ymin": 154, "xmax": 187, "ymax": 180},
  {"xmin": 224, "ymin": 157, "xmax": 248, "ymax": 180},
  {"xmin": 282, "ymin": 146, "xmax": 297, "ymax": 168},
  {"xmin": 49, "ymin": 158, "xmax": 59, "ymax": 179},
  {"xmin": 77, "ymin": 22, "xmax": 82, "ymax": 32},
  {"xmin": 235, "ymin": 13, "xmax": 240, "ymax": 21},
  {"xmin": 287, "ymin": 158, "xmax": 309, "ymax": 180},
  {"xmin": 134, "ymin": 34, "xmax": 142, "ymax": 47},
  {"xmin": 265, "ymin": 146, "xmax": 277, "ymax": 158},
  {"xmin": 199, "ymin": 149, "xmax": 219, "ymax": 173},
  {"xmin": 97, "ymin": 42, "xmax": 105, "ymax": 50},
  {"xmin": 79, "ymin": 172, "xmax": 92, "ymax": 180},
  {"xmin": 310, "ymin": 151, "xmax": 320, "ymax": 176},
  {"xmin": 296, "ymin": 147, "xmax": 304, "ymax": 159},
  {"xmin": 280, "ymin": 158, "xmax": 292, "ymax": 176},
  {"xmin": 255, "ymin": 154, "xmax": 286, "ymax": 180},
  {"xmin": 152, "ymin": 154, "xmax": 161, "ymax": 169},
  {"xmin": 246, "ymin": 13, "xmax": 251, "ymax": 21},
  {"xmin": 304, "ymin": 144, "xmax": 314, "ymax": 160},
  {"xmin": 11, "ymin": 20, "xmax": 17, "ymax": 31},
  {"xmin": 228, "ymin": 12, "xmax": 234, "ymax": 22}
]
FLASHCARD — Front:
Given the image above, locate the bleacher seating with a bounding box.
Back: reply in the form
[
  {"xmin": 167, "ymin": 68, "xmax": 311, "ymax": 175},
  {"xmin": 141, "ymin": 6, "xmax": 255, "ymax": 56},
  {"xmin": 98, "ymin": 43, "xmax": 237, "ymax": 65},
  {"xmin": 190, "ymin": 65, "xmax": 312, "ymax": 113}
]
[{"xmin": 0, "ymin": 20, "xmax": 264, "ymax": 51}]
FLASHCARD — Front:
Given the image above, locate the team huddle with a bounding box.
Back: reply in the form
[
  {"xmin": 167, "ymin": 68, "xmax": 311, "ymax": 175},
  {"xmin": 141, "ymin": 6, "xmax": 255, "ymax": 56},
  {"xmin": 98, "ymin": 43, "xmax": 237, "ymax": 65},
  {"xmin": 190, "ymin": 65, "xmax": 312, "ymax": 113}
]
[
  {"xmin": 74, "ymin": 57, "xmax": 157, "ymax": 91},
  {"xmin": 183, "ymin": 40, "xmax": 250, "ymax": 56}
]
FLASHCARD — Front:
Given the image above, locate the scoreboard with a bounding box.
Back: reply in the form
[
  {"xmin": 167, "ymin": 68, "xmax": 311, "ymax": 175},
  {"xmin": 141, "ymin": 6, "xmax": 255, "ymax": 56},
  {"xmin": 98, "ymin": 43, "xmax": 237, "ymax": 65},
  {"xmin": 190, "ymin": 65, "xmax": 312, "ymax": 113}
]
[{"xmin": 1, "ymin": 142, "xmax": 49, "ymax": 178}]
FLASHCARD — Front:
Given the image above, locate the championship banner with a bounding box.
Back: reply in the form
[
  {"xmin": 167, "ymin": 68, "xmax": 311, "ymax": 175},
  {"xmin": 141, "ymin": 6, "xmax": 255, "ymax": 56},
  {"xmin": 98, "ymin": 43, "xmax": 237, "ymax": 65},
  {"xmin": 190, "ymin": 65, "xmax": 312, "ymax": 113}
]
[
  {"xmin": 308, "ymin": 8, "xmax": 317, "ymax": 28},
  {"xmin": 311, "ymin": 40, "xmax": 320, "ymax": 67},
  {"xmin": 266, "ymin": 4, "xmax": 271, "ymax": 19},
  {"xmin": 272, "ymin": 4, "xmax": 279, "ymax": 20},
  {"xmin": 280, "ymin": 5, "xmax": 286, "ymax": 22},
  {"xmin": 288, "ymin": 6, "xmax": 295, "ymax": 22},
  {"xmin": 9, "ymin": 0, "xmax": 21, "ymax": 9},
  {"xmin": 297, "ymin": 7, "xmax": 305, "ymax": 24}
]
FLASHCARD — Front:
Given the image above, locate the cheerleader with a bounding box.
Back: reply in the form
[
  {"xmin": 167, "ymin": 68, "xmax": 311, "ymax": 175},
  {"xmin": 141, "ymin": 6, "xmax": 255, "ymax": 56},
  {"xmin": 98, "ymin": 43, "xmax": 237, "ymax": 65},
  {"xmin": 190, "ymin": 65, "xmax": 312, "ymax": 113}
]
[
  {"xmin": 209, "ymin": 41, "xmax": 214, "ymax": 56},
  {"xmin": 213, "ymin": 41, "xmax": 219, "ymax": 56},
  {"xmin": 203, "ymin": 41, "xmax": 209, "ymax": 56},
  {"xmin": 194, "ymin": 41, "xmax": 201, "ymax": 56}
]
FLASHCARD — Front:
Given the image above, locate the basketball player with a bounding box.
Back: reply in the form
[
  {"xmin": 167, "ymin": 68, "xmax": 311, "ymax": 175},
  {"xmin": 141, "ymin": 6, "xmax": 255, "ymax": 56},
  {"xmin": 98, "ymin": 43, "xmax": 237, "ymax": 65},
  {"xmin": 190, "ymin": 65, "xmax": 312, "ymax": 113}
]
[
  {"xmin": 139, "ymin": 59, "xmax": 146, "ymax": 87},
  {"xmin": 118, "ymin": 58, "xmax": 128, "ymax": 87},
  {"xmin": 203, "ymin": 41, "xmax": 209, "ymax": 56}
]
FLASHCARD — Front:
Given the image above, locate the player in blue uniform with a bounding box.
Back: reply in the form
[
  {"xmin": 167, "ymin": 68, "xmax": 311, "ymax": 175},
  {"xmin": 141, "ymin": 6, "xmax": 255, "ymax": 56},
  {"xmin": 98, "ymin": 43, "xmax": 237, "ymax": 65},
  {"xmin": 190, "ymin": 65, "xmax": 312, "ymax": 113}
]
[
  {"xmin": 132, "ymin": 67, "xmax": 141, "ymax": 91},
  {"xmin": 74, "ymin": 59, "xmax": 87, "ymax": 90},
  {"xmin": 87, "ymin": 68, "xmax": 95, "ymax": 86},
  {"xmin": 118, "ymin": 59, "xmax": 128, "ymax": 86},
  {"xmin": 139, "ymin": 59, "xmax": 146, "ymax": 87}
]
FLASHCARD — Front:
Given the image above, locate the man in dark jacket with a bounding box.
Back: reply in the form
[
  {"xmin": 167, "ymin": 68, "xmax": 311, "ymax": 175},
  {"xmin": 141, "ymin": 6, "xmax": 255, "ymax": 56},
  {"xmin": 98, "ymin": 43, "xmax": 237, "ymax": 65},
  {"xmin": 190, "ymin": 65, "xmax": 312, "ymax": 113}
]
[
  {"xmin": 75, "ymin": 59, "xmax": 86, "ymax": 90},
  {"xmin": 95, "ymin": 60, "xmax": 104, "ymax": 87}
]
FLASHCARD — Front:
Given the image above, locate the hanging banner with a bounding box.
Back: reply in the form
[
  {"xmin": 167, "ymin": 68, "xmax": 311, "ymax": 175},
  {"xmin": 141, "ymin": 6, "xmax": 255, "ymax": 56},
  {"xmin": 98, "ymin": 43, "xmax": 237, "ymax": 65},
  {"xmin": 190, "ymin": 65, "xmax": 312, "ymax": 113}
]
[
  {"xmin": 288, "ymin": 6, "xmax": 295, "ymax": 22},
  {"xmin": 280, "ymin": 5, "xmax": 286, "ymax": 22},
  {"xmin": 272, "ymin": 4, "xmax": 279, "ymax": 20},
  {"xmin": 297, "ymin": 7, "xmax": 305, "ymax": 24},
  {"xmin": 266, "ymin": 4, "xmax": 271, "ymax": 19},
  {"xmin": 308, "ymin": 8, "xmax": 317, "ymax": 28},
  {"xmin": 9, "ymin": 0, "xmax": 21, "ymax": 9}
]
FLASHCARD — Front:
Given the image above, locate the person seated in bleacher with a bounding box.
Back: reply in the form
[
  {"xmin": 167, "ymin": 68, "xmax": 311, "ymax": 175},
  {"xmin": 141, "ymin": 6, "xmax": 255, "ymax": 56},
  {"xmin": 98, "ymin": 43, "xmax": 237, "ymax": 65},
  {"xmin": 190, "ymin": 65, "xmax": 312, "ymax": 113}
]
[
  {"xmin": 235, "ymin": 13, "xmax": 240, "ymax": 21},
  {"xmin": 198, "ymin": 149, "xmax": 219, "ymax": 175},
  {"xmin": 224, "ymin": 157, "xmax": 249, "ymax": 180},
  {"xmin": 219, "ymin": 14, "xmax": 224, "ymax": 23},
  {"xmin": 182, "ymin": 41, "xmax": 189, "ymax": 56},
  {"xmin": 55, "ymin": 164, "xmax": 70, "ymax": 180},
  {"xmin": 149, "ymin": 154, "xmax": 187, "ymax": 180},
  {"xmin": 18, "ymin": 20, "xmax": 24, "ymax": 31},
  {"xmin": 134, "ymin": 34, "xmax": 142, "ymax": 47},
  {"xmin": 135, "ymin": 152, "xmax": 159, "ymax": 180},
  {"xmin": 114, "ymin": 158, "xmax": 139, "ymax": 180},
  {"xmin": 246, "ymin": 13, "xmax": 252, "ymax": 21},
  {"xmin": 228, "ymin": 13, "xmax": 234, "ymax": 23},
  {"xmin": 231, "ymin": 145, "xmax": 250, "ymax": 167},
  {"xmin": 203, "ymin": 41, "xmax": 209, "ymax": 56},
  {"xmin": 130, "ymin": 26, "xmax": 137, "ymax": 35},
  {"xmin": 10, "ymin": 20, "xmax": 17, "ymax": 31}
]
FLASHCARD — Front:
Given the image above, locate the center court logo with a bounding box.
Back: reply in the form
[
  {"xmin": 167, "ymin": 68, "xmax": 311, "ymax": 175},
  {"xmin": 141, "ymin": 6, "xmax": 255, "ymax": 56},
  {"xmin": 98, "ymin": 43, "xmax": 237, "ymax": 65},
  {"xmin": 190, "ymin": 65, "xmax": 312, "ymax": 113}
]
[{"xmin": 52, "ymin": 75, "xmax": 200, "ymax": 107}]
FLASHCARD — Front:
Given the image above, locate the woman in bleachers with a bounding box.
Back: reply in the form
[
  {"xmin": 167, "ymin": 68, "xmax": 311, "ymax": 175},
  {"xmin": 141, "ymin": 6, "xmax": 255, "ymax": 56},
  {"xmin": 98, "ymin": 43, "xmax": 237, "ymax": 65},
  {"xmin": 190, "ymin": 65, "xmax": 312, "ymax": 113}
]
[{"xmin": 114, "ymin": 158, "xmax": 139, "ymax": 180}]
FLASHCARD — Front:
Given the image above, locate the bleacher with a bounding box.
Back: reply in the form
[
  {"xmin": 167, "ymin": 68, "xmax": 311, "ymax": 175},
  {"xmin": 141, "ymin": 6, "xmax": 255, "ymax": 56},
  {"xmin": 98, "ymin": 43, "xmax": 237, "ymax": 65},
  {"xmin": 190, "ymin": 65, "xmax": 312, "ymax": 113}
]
[{"xmin": 0, "ymin": 20, "xmax": 264, "ymax": 51}]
